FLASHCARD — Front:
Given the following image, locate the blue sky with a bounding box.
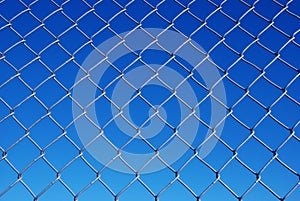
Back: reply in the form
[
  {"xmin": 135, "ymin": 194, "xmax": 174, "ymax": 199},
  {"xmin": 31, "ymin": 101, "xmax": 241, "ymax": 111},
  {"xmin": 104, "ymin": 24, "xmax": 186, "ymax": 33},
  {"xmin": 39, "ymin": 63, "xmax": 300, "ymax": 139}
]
[{"xmin": 0, "ymin": 0, "xmax": 300, "ymax": 200}]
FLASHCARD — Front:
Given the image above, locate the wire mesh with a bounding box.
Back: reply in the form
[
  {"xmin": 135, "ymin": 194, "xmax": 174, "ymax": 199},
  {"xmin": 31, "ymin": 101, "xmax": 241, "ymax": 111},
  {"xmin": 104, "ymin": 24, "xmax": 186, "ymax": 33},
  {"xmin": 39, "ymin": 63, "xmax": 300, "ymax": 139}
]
[{"xmin": 0, "ymin": 0, "xmax": 300, "ymax": 200}]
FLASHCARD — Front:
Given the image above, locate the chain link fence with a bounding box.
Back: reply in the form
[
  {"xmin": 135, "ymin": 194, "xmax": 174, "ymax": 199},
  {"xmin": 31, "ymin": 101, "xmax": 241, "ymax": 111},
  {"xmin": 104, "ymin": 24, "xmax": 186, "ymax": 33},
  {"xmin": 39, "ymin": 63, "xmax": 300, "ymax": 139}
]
[{"xmin": 0, "ymin": 0, "xmax": 300, "ymax": 200}]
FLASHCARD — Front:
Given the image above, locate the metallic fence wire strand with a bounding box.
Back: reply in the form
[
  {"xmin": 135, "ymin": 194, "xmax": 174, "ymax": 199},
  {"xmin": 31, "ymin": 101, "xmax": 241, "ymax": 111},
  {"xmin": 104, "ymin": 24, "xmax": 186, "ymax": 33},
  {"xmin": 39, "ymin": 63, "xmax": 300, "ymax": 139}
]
[{"xmin": 0, "ymin": 0, "xmax": 299, "ymax": 200}]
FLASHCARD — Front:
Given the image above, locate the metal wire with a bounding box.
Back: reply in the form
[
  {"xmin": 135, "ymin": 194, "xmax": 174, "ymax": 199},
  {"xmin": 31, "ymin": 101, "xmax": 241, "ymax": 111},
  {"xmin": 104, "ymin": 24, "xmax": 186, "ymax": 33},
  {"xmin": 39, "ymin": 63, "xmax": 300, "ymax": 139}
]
[{"xmin": 0, "ymin": 0, "xmax": 299, "ymax": 200}]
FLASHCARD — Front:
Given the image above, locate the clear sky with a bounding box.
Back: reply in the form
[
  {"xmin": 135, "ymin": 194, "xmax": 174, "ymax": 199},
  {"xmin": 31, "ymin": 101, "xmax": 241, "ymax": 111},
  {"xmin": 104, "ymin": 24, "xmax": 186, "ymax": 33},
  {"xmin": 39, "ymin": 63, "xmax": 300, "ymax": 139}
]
[{"xmin": 0, "ymin": 0, "xmax": 299, "ymax": 201}]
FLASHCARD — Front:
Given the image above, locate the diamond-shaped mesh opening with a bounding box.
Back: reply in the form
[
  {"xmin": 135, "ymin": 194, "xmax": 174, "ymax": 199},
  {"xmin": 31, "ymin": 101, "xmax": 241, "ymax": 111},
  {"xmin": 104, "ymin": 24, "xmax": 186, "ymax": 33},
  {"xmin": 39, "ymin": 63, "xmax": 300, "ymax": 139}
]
[{"xmin": 0, "ymin": 0, "xmax": 299, "ymax": 201}]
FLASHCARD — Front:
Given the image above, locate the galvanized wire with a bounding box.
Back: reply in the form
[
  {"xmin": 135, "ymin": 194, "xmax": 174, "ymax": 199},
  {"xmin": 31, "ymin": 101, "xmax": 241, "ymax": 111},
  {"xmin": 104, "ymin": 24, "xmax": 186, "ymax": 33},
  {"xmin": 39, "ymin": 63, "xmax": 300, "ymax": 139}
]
[{"xmin": 0, "ymin": 0, "xmax": 299, "ymax": 200}]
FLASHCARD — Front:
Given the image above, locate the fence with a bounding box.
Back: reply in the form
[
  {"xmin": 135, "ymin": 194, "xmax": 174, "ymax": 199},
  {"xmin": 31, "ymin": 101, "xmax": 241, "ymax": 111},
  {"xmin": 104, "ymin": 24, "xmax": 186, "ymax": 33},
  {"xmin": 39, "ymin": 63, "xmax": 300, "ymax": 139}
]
[{"xmin": 0, "ymin": 0, "xmax": 299, "ymax": 200}]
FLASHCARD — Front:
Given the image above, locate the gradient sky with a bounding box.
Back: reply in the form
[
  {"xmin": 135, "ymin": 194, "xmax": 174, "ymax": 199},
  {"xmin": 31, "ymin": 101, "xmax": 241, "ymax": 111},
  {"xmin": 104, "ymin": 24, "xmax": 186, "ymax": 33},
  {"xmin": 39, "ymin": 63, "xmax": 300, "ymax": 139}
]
[{"xmin": 0, "ymin": 0, "xmax": 299, "ymax": 201}]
